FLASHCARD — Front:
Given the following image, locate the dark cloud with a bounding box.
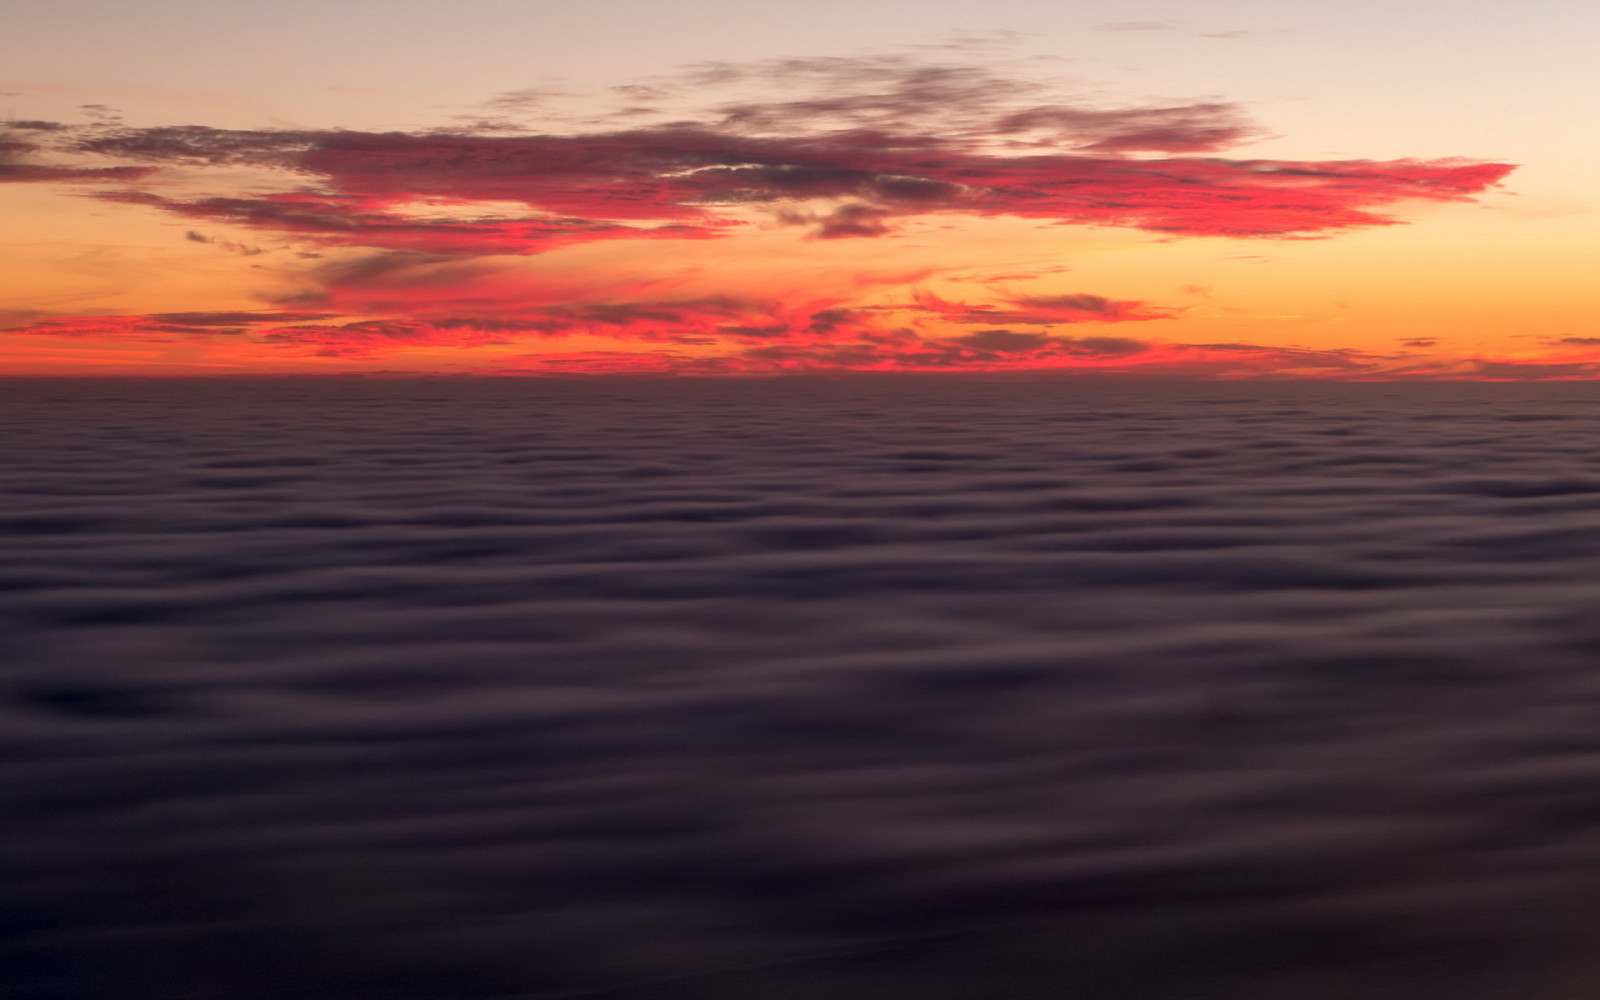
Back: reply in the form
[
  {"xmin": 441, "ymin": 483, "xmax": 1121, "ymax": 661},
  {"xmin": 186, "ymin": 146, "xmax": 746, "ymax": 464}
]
[
  {"xmin": 1063, "ymin": 335, "xmax": 1150, "ymax": 355},
  {"xmin": 10, "ymin": 316, "xmax": 241, "ymax": 339},
  {"xmin": 0, "ymin": 124, "xmax": 155, "ymax": 183},
  {"xmin": 992, "ymin": 102, "xmax": 1258, "ymax": 153},
  {"xmin": 813, "ymin": 202, "xmax": 894, "ymax": 239},
  {"xmin": 950, "ymin": 328, "xmax": 1052, "ymax": 353},
  {"xmin": 1009, "ymin": 293, "xmax": 1173, "ymax": 320},
  {"xmin": 7, "ymin": 298, "xmax": 814, "ymax": 357},
  {"xmin": 6, "ymin": 311, "xmax": 336, "ymax": 341},
  {"xmin": 1468, "ymin": 360, "xmax": 1600, "ymax": 380},
  {"xmin": 908, "ymin": 289, "xmax": 1179, "ymax": 326},
  {"xmin": 256, "ymin": 319, "xmax": 475, "ymax": 357},
  {"xmin": 945, "ymin": 329, "xmax": 1148, "ymax": 359},
  {"xmin": 148, "ymin": 311, "xmax": 331, "ymax": 326},
  {"xmin": 1164, "ymin": 342, "xmax": 1374, "ymax": 377},
  {"xmin": 502, "ymin": 298, "xmax": 763, "ymax": 339},
  {"xmin": 93, "ymin": 189, "xmax": 676, "ymax": 256},
  {"xmin": 182, "ymin": 231, "xmax": 266, "ymax": 256},
  {"xmin": 9, "ymin": 55, "xmax": 1508, "ymax": 256},
  {"xmin": 76, "ymin": 103, "xmax": 122, "ymax": 123},
  {"xmin": 12, "ymin": 380, "xmax": 1600, "ymax": 999},
  {"xmin": 205, "ymin": 283, "xmax": 1167, "ymax": 361},
  {"xmin": 72, "ymin": 123, "xmax": 318, "ymax": 167},
  {"xmin": 0, "ymin": 308, "xmax": 53, "ymax": 329},
  {"xmin": 806, "ymin": 308, "xmax": 858, "ymax": 333}
]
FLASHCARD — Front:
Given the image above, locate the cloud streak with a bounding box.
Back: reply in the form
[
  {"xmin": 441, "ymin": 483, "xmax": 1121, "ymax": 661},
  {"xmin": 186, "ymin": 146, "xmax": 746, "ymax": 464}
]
[
  {"xmin": 26, "ymin": 56, "xmax": 1511, "ymax": 253},
  {"xmin": 64, "ymin": 127, "xmax": 1509, "ymax": 249}
]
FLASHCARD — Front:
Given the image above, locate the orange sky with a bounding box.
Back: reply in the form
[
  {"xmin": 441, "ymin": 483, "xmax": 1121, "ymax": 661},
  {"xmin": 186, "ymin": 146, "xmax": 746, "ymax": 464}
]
[{"xmin": 3, "ymin": 16, "xmax": 1593, "ymax": 378}]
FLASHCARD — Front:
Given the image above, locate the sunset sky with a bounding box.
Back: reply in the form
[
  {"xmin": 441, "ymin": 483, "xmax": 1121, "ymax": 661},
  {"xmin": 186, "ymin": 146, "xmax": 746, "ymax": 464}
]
[{"xmin": 3, "ymin": 0, "xmax": 1594, "ymax": 377}]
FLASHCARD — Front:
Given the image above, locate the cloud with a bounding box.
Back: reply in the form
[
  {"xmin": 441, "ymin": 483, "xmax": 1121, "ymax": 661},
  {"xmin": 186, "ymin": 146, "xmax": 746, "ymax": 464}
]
[
  {"xmin": 182, "ymin": 231, "xmax": 266, "ymax": 256},
  {"xmin": 0, "ymin": 125, "xmax": 154, "ymax": 183},
  {"xmin": 20, "ymin": 377, "xmax": 1600, "ymax": 1000},
  {"xmin": 3, "ymin": 53, "xmax": 1520, "ymax": 377},
  {"xmin": 81, "ymin": 142, "xmax": 1507, "ymax": 254},
  {"xmin": 1467, "ymin": 360, "xmax": 1600, "ymax": 380},
  {"xmin": 254, "ymin": 319, "xmax": 510, "ymax": 357},
  {"xmin": 0, "ymin": 162, "xmax": 152, "ymax": 183},
  {"xmin": 93, "ymin": 189, "xmax": 708, "ymax": 256},
  {"xmin": 7, "ymin": 313, "xmax": 319, "ymax": 339},
  {"xmin": 948, "ymin": 328, "xmax": 1149, "ymax": 358},
  {"xmin": 149, "ymin": 311, "xmax": 329, "ymax": 326},
  {"xmin": 813, "ymin": 203, "xmax": 894, "ymax": 239},
  {"xmin": 21, "ymin": 54, "xmax": 1507, "ymax": 257},
  {"xmin": 950, "ymin": 329, "xmax": 1053, "ymax": 353},
  {"xmin": 991, "ymin": 102, "xmax": 1258, "ymax": 153},
  {"xmin": 908, "ymin": 289, "xmax": 1179, "ymax": 326}
]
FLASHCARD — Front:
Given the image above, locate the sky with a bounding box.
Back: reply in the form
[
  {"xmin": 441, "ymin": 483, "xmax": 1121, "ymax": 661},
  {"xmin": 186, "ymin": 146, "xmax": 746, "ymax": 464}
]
[{"xmin": 2, "ymin": 0, "xmax": 1595, "ymax": 377}]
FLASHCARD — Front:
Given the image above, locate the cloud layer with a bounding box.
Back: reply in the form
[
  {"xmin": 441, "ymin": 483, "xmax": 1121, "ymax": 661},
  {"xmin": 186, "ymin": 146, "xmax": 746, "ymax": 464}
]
[
  {"xmin": 0, "ymin": 55, "xmax": 1515, "ymax": 374},
  {"xmin": 11, "ymin": 379, "xmax": 1600, "ymax": 998}
]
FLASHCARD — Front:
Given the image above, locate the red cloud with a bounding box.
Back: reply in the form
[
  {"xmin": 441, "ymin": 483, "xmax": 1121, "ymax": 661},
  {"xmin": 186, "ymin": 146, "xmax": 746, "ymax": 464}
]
[
  {"xmin": 82, "ymin": 131, "xmax": 1509, "ymax": 251},
  {"xmin": 17, "ymin": 303, "xmax": 1594, "ymax": 382},
  {"xmin": 35, "ymin": 55, "xmax": 1508, "ymax": 255},
  {"xmin": 255, "ymin": 318, "xmax": 517, "ymax": 357},
  {"xmin": 4, "ymin": 56, "xmax": 1524, "ymax": 378}
]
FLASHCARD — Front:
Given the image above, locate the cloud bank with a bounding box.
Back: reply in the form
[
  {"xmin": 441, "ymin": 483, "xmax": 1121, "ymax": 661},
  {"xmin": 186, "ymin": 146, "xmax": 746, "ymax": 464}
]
[
  {"xmin": 0, "ymin": 55, "xmax": 1515, "ymax": 374},
  {"xmin": 11, "ymin": 379, "xmax": 1600, "ymax": 998}
]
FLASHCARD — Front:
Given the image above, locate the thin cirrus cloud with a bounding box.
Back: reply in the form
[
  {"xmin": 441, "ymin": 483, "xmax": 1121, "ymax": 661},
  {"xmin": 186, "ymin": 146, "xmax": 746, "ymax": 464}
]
[{"xmin": 0, "ymin": 55, "xmax": 1515, "ymax": 375}]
